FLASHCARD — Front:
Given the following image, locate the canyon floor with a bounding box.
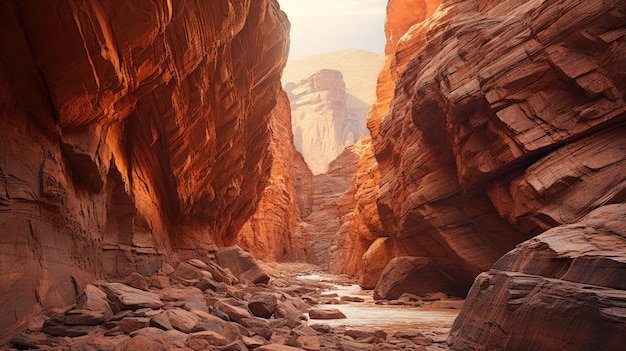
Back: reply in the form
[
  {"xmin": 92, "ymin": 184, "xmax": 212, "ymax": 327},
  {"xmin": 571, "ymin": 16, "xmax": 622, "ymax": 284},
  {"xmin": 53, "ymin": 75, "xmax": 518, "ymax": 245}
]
[{"xmin": 4, "ymin": 256, "xmax": 460, "ymax": 351}]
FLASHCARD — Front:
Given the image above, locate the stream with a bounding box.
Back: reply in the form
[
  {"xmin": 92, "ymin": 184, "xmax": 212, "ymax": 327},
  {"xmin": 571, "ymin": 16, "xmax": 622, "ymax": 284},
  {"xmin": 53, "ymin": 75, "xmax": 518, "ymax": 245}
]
[{"xmin": 297, "ymin": 273, "xmax": 460, "ymax": 334}]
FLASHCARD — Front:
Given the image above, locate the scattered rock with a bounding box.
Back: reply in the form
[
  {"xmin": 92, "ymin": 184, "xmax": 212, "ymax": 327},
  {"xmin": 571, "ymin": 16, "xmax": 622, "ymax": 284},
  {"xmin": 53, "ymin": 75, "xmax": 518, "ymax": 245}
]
[
  {"xmin": 165, "ymin": 308, "xmax": 201, "ymax": 333},
  {"xmin": 248, "ymin": 292, "xmax": 279, "ymax": 318},
  {"xmin": 256, "ymin": 344, "xmax": 307, "ymax": 351},
  {"xmin": 340, "ymin": 296, "xmax": 365, "ymax": 303},
  {"xmin": 100, "ymin": 282, "xmax": 164, "ymax": 311},
  {"xmin": 64, "ymin": 309, "xmax": 107, "ymax": 326},
  {"xmin": 119, "ymin": 317, "xmax": 150, "ymax": 334},
  {"xmin": 215, "ymin": 246, "xmax": 271, "ymax": 284},
  {"xmin": 122, "ymin": 272, "xmax": 150, "ymax": 291},
  {"xmin": 215, "ymin": 301, "xmax": 253, "ymax": 324},
  {"xmin": 307, "ymin": 308, "xmax": 346, "ymax": 320},
  {"xmin": 187, "ymin": 330, "xmax": 229, "ymax": 347},
  {"xmin": 373, "ymin": 257, "xmax": 441, "ymax": 300},
  {"xmin": 114, "ymin": 335, "xmax": 168, "ymax": 351}
]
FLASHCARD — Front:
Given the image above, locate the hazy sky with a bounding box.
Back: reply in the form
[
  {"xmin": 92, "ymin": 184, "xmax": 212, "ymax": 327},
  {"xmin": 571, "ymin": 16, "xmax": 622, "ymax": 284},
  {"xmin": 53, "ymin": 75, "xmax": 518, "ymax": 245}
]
[{"xmin": 279, "ymin": 0, "xmax": 388, "ymax": 59}]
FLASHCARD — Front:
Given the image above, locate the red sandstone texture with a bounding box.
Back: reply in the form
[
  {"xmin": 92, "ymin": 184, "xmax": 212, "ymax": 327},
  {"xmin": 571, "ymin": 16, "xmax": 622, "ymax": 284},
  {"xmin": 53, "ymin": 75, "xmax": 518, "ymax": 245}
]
[
  {"xmin": 448, "ymin": 204, "xmax": 626, "ymax": 351},
  {"xmin": 0, "ymin": 0, "xmax": 289, "ymax": 338},
  {"xmin": 355, "ymin": 0, "xmax": 626, "ymax": 348},
  {"xmin": 235, "ymin": 90, "xmax": 313, "ymax": 262},
  {"xmin": 287, "ymin": 69, "xmax": 369, "ymax": 175},
  {"xmin": 360, "ymin": 0, "xmax": 626, "ymax": 295}
]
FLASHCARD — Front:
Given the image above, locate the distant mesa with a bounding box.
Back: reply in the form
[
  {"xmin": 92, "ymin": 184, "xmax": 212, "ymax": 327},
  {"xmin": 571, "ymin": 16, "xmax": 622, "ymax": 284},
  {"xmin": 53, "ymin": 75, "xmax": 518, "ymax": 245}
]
[{"xmin": 283, "ymin": 50, "xmax": 384, "ymax": 174}]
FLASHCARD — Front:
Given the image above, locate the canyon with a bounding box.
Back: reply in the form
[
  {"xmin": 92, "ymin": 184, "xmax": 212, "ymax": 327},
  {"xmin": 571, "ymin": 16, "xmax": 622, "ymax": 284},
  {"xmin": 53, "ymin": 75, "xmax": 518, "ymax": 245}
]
[{"xmin": 0, "ymin": 0, "xmax": 625, "ymax": 350}]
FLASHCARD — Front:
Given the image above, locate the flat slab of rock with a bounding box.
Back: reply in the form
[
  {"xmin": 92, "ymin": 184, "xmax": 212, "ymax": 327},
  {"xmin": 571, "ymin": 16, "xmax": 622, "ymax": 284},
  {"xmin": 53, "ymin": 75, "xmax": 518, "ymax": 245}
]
[
  {"xmin": 256, "ymin": 344, "xmax": 307, "ymax": 351},
  {"xmin": 100, "ymin": 283, "xmax": 163, "ymax": 311},
  {"xmin": 215, "ymin": 246, "xmax": 271, "ymax": 284},
  {"xmin": 307, "ymin": 308, "xmax": 346, "ymax": 320}
]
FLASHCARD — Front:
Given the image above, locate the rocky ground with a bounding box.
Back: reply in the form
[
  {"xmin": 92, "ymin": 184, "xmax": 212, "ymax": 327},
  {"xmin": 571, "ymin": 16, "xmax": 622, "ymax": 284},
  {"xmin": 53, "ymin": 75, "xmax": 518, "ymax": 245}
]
[{"xmin": 4, "ymin": 248, "xmax": 454, "ymax": 351}]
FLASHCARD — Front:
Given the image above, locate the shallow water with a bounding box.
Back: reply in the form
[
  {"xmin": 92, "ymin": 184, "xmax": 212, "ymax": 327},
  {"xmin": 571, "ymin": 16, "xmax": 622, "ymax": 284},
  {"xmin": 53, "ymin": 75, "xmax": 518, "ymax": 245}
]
[{"xmin": 298, "ymin": 273, "xmax": 460, "ymax": 332}]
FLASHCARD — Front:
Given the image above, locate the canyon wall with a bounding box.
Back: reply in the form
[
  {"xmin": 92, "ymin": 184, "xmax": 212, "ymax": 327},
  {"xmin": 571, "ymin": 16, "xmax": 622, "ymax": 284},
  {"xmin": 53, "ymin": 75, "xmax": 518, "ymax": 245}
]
[
  {"xmin": 357, "ymin": 0, "xmax": 626, "ymax": 348},
  {"xmin": 235, "ymin": 90, "xmax": 313, "ymax": 262},
  {"xmin": 287, "ymin": 69, "xmax": 370, "ymax": 174},
  {"xmin": 0, "ymin": 0, "xmax": 289, "ymax": 338},
  {"xmin": 362, "ymin": 0, "xmax": 626, "ymax": 295}
]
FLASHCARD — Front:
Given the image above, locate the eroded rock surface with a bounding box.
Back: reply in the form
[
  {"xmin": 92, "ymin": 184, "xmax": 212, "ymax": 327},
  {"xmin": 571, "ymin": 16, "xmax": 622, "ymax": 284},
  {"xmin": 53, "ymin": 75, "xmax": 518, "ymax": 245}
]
[
  {"xmin": 287, "ymin": 69, "xmax": 370, "ymax": 174},
  {"xmin": 0, "ymin": 0, "xmax": 289, "ymax": 337},
  {"xmin": 235, "ymin": 91, "xmax": 313, "ymax": 262},
  {"xmin": 448, "ymin": 204, "xmax": 626, "ymax": 351},
  {"xmin": 4, "ymin": 258, "xmax": 448, "ymax": 351},
  {"xmin": 365, "ymin": 0, "xmax": 626, "ymax": 296}
]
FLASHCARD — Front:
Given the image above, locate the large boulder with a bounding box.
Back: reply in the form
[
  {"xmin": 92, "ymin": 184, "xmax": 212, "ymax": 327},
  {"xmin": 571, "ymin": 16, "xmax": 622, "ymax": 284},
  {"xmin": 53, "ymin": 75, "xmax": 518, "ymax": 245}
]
[
  {"xmin": 373, "ymin": 257, "xmax": 441, "ymax": 300},
  {"xmin": 448, "ymin": 204, "xmax": 626, "ymax": 351},
  {"xmin": 215, "ymin": 246, "xmax": 270, "ymax": 284}
]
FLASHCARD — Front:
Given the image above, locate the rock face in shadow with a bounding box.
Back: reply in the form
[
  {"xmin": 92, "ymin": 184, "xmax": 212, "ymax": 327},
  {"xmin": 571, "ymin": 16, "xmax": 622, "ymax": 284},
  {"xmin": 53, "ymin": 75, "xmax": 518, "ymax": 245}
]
[
  {"xmin": 448, "ymin": 204, "xmax": 626, "ymax": 351},
  {"xmin": 287, "ymin": 69, "xmax": 370, "ymax": 174},
  {"xmin": 365, "ymin": 0, "xmax": 626, "ymax": 296},
  {"xmin": 0, "ymin": 0, "xmax": 289, "ymax": 338},
  {"xmin": 299, "ymin": 144, "xmax": 363, "ymax": 267},
  {"xmin": 327, "ymin": 137, "xmax": 387, "ymax": 282}
]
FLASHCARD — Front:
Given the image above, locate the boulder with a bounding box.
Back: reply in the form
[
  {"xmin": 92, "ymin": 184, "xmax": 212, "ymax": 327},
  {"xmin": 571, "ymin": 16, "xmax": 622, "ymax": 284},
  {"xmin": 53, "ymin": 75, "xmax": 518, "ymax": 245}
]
[
  {"xmin": 165, "ymin": 308, "xmax": 201, "ymax": 333},
  {"xmin": 359, "ymin": 237, "xmax": 393, "ymax": 289},
  {"xmin": 114, "ymin": 335, "xmax": 167, "ymax": 351},
  {"xmin": 215, "ymin": 246, "xmax": 271, "ymax": 284},
  {"xmin": 248, "ymin": 292, "xmax": 279, "ymax": 318},
  {"xmin": 186, "ymin": 330, "xmax": 229, "ymax": 348},
  {"xmin": 256, "ymin": 344, "xmax": 306, "ymax": 351},
  {"xmin": 307, "ymin": 308, "xmax": 346, "ymax": 320},
  {"xmin": 274, "ymin": 301, "xmax": 307, "ymax": 327},
  {"xmin": 373, "ymin": 257, "xmax": 441, "ymax": 300},
  {"xmin": 215, "ymin": 301, "xmax": 253, "ymax": 324},
  {"xmin": 448, "ymin": 204, "xmax": 626, "ymax": 351},
  {"xmin": 122, "ymin": 272, "xmax": 150, "ymax": 291},
  {"xmin": 99, "ymin": 283, "xmax": 163, "ymax": 311},
  {"xmin": 64, "ymin": 309, "xmax": 107, "ymax": 326},
  {"xmin": 77, "ymin": 284, "xmax": 114, "ymax": 319},
  {"xmin": 345, "ymin": 326, "xmax": 387, "ymax": 341},
  {"xmin": 119, "ymin": 317, "xmax": 150, "ymax": 334},
  {"xmin": 150, "ymin": 312, "xmax": 173, "ymax": 331}
]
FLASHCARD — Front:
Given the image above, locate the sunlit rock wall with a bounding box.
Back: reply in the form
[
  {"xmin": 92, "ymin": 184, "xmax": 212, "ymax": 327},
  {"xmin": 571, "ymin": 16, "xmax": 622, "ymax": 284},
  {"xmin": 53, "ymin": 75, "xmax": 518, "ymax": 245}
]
[
  {"xmin": 235, "ymin": 90, "xmax": 313, "ymax": 262},
  {"xmin": 0, "ymin": 0, "xmax": 289, "ymax": 337},
  {"xmin": 287, "ymin": 69, "xmax": 369, "ymax": 174}
]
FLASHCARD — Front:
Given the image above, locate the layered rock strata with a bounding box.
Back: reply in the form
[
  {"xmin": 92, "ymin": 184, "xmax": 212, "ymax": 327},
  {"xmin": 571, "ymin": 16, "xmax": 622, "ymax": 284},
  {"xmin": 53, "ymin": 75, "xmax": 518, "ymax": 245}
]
[
  {"xmin": 287, "ymin": 69, "xmax": 370, "ymax": 174},
  {"xmin": 299, "ymin": 146, "xmax": 363, "ymax": 267},
  {"xmin": 0, "ymin": 0, "xmax": 289, "ymax": 338},
  {"xmin": 365, "ymin": 0, "xmax": 626, "ymax": 296},
  {"xmin": 235, "ymin": 91, "xmax": 313, "ymax": 262},
  {"xmin": 448, "ymin": 204, "xmax": 626, "ymax": 351}
]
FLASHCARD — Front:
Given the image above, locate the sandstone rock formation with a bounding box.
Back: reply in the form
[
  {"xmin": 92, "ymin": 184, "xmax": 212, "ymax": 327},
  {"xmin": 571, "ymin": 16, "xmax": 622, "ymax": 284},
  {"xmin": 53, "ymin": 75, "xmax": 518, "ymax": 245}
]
[
  {"xmin": 4, "ymin": 258, "xmax": 444, "ymax": 351},
  {"xmin": 234, "ymin": 90, "xmax": 313, "ymax": 262},
  {"xmin": 0, "ymin": 0, "xmax": 289, "ymax": 338},
  {"xmin": 363, "ymin": 0, "xmax": 626, "ymax": 297},
  {"xmin": 373, "ymin": 256, "xmax": 441, "ymax": 300},
  {"xmin": 282, "ymin": 49, "xmax": 385, "ymax": 106},
  {"xmin": 448, "ymin": 204, "xmax": 626, "ymax": 351},
  {"xmin": 287, "ymin": 69, "xmax": 370, "ymax": 174},
  {"xmin": 299, "ymin": 143, "xmax": 363, "ymax": 267},
  {"xmin": 326, "ymin": 137, "xmax": 387, "ymax": 283}
]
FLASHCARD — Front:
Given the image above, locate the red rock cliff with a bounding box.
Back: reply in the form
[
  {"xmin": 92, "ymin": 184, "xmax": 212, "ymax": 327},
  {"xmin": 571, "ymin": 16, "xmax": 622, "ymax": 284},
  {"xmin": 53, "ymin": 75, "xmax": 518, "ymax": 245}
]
[
  {"xmin": 369, "ymin": 0, "xmax": 626, "ymax": 295},
  {"xmin": 0, "ymin": 0, "xmax": 289, "ymax": 337},
  {"xmin": 365, "ymin": 0, "xmax": 626, "ymax": 348},
  {"xmin": 235, "ymin": 90, "xmax": 313, "ymax": 262}
]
